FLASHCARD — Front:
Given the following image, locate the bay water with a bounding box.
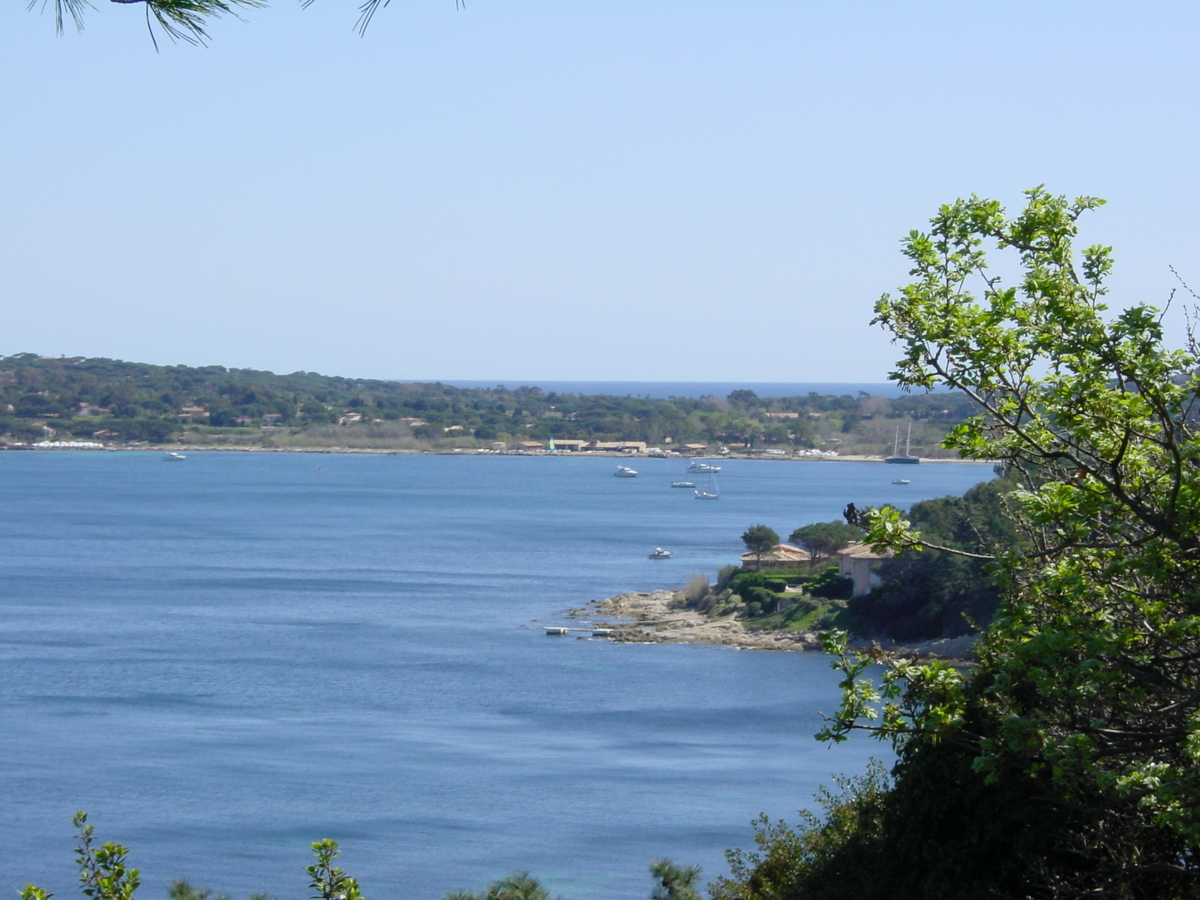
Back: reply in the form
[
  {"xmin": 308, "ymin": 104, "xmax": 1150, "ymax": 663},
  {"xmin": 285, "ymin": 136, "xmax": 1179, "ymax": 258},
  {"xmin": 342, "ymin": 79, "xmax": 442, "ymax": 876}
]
[{"xmin": 0, "ymin": 452, "xmax": 990, "ymax": 900}]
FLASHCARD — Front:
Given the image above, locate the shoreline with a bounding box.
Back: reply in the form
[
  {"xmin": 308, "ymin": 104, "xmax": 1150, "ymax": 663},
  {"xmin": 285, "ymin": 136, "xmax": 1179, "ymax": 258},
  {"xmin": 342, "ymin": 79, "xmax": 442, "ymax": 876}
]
[
  {"xmin": 566, "ymin": 589, "xmax": 824, "ymax": 651},
  {"xmin": 563, "ymin": 589, "xmax": 980, "ymax": 660},
  {"xmin": 4, "ymin": 442, "xmax": 995, "ymax": 464}
]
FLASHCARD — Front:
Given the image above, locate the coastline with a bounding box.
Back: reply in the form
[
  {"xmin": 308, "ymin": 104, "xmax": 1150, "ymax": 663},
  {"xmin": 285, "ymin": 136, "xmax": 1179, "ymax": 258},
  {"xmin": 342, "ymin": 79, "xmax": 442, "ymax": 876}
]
[
  {"xmin": 6, "ymin": 442, "xmax": 995, "ymax": 464},
  {"xmin": 567, "ymin": 589, "xmax": 823, "ymax": 651},
  {"xmin": 564, "ymin": 588, "xmax": 979, "ymax": 660}
]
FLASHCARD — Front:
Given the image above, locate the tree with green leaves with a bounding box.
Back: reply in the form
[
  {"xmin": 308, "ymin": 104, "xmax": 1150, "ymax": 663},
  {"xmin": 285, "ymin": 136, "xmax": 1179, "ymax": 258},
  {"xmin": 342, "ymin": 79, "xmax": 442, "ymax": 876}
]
[
  {"xmin": 786, "ymin": 521, "xmax": 861, "ymax": 570},
  {"xmin": 739, "ymin": 524, "xmax": 779, "ymax": 570},
  {"xmin": 40, "ymin": 0, "xmax": 265, "ymax": 46},
  {"xmin": 808, "ymin": 187, "xmax": 1200, "ymax": 893},
  {"xmin": 444, "ymin": 872, "xmax": 556, "ymax": 900},
  {"xmin": 648, "ymin": 859, "xmax": 701, "ymax": 900},
  {"xmin": 306, "ymin": 840, "xmax": 362, "ymax": 900},
  {"xmin": 21, "ymin": 812, "xmax": 140, "ymax": 900}
]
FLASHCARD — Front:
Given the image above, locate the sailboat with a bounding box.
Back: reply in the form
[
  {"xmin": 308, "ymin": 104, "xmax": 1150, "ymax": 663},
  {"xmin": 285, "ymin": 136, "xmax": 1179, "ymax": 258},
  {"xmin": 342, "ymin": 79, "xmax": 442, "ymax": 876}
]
[
  {"xmin": 885, "ymin": 422, "xmax": 920, "ymax": 464},
  {"xmin": 695, "ymin": 472, "xmax": 720, "ymax": 499}
]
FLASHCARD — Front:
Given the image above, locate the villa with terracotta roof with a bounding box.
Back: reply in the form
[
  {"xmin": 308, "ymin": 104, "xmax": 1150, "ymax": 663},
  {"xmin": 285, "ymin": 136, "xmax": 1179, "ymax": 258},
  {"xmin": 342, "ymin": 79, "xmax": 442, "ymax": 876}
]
[{"xmin": 836, "ymin": 541, "xmax": 893, "ymax": 596}]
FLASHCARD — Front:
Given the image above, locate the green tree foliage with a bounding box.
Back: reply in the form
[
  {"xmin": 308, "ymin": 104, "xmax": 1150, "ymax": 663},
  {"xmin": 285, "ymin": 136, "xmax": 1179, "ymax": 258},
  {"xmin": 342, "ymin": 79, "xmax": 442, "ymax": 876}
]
[
  {"xmin": 21, "ymin": 812, "xmax": 140, "ymax": 900},
  {"xmin": 306, "ymin": 840, "xmax": 362, "ymax": 900},
  {"xmin": 740, "ymin": 524, "xmax": 779, "ymax": 569},
  {"xmin": 648, "ymin": 859, "xmax": 701, "ymax": 900},
  {"xmin": 0, "ymin": 354, "xmax": 962, "ymax": 451},
  {"xmin": 167, "ymin": 880, "xmax": 271, "ymax": 900},
  {"xmin": 444, "ymin": 872, "xmax": 556, "ymax": 900},
  {"xmin": 43, "ymin": 0, "xmax": 265, "ymax": 46},
  {"xmin": 843, "ymin": 476, "xmax": 1018, "ymax": 641},
  {"xmin": 799, "ymin": 188, "xmax": 1200, "ymax": 893},
  {"xmin": 786, "ymin": 521, "xmax": 861, "ymax": 569}
]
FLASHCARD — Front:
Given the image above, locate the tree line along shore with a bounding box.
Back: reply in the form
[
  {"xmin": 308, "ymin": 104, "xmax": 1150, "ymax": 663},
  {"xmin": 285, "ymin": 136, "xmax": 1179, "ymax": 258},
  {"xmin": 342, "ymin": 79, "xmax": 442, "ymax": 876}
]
[{"xmin": 0, "ymin": 353, "xmax": 974, "ymax": 456}]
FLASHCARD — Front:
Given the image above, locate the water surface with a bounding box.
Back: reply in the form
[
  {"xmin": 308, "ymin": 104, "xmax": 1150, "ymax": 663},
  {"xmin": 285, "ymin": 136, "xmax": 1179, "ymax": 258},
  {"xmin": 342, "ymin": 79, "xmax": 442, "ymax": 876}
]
[{"xmin": 0, "ymin": 452, "xmax": 988, "ymax": 900}]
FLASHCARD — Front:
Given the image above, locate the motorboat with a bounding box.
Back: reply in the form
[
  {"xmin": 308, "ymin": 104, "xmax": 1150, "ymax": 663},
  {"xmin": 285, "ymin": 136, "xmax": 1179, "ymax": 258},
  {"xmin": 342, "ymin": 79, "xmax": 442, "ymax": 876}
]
[
  {"xmin": 649, "ymin": 547, "xmax": 673, "ymax": 559},
  {"xmin": 614, "ymin": 465, "xmax": 638, "ymax": 477},
  {"xmin": 892, "ymin": 478, "xmax": 911, "ymax": 485},
  {"xmin": 163, "ymin": 451, "xmax": 186, "ymax": 461},
  {"xmin": 670, "ymin": 480, "xmax": 695, "ymax": 488},
  {"xmin": 543, "ymin": 626, "xmax": 570, "ymax": 635},
  {"xmin": 687, "ymin": 461, "xmax": 721, "ymax": 473}
]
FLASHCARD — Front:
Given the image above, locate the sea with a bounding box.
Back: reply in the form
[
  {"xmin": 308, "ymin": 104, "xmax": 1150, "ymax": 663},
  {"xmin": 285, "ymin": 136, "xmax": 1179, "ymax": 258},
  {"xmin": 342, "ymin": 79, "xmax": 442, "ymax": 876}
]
[{"xmin": 0, "ymin": 450, "xmax": 990, "ymax": 900}]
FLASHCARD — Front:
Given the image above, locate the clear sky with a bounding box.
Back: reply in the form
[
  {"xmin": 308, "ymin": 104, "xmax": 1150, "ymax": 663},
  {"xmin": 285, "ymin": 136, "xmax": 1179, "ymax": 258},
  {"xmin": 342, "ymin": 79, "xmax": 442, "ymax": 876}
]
[{"xmin": 2, "ymin": 1, "xmax": 1196, "ymax": 383}]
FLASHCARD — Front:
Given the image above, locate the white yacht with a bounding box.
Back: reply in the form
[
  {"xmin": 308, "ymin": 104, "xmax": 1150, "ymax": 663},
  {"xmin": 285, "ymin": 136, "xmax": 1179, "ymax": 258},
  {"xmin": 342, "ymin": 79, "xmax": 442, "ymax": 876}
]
[{"xmin": 614, "ymin": 465, "xmax": 638, "ymax": 477}]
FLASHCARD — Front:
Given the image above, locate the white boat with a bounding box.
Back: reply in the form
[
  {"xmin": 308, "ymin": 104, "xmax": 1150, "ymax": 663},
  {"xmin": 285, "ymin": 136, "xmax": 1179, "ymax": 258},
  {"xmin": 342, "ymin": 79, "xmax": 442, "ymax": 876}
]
[
  {"xmin": 687, "ymin": 461, "xmax": 721, "ymax": 473},
  {"xmin": 649, "ymin": 547, "xmax": 673, "ymax": 559},
  {"xmin": 893, "ymin": 478, "xmax": 911, "ymax": 485},
  {"xmin": 670, "ymin": 480, "xmax": 695, "ymax": 488},
  {"xmin": 614, "ymin": 465, "xmax": 638, "ymax": 477},
  {"xmin": 163, "ymin": 451, "xmax": 186, "ymax": 461},
  {"xmin": 695, "ymin": 473, "xmax": 720, "ymax": 499},
  {"xmin": 543, "ymin": 626, "xmax": 570, "ymax": 635}
]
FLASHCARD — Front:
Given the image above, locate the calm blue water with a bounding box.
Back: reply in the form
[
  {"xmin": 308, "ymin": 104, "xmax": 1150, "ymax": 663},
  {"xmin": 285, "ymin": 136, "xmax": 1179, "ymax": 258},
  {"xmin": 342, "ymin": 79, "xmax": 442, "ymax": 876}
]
[{"xmin": 0, "ymin": 452, "xmax": 989, "ymax": 900}]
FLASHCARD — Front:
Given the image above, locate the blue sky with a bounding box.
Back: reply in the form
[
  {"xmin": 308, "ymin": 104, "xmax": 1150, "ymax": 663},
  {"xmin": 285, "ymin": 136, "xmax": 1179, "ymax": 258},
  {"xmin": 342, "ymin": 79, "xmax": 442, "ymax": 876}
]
[{"xmin": 2, "ymin": 1, "xmax": 1196, "ymax": 382}]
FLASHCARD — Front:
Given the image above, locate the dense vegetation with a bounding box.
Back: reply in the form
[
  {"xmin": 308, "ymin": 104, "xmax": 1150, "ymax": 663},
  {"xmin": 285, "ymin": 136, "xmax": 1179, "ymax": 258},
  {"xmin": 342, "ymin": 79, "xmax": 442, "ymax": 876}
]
[
  {"xmin": 721, "ymin": 189, "xmax": 1200, "ymax": 896},
  {"xmin": 0, "ymin": 352, "xmax": 973, "ymax": 454},
  {"xmin": 841, "ymin": 475, "xmax": 1016, "ymax": 642}
]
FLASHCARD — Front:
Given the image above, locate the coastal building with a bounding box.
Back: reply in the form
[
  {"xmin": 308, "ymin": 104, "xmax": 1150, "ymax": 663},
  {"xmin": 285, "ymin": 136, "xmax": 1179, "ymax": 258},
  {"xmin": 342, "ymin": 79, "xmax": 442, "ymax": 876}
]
[
  {"xmin": 836, "ymin": 542, "xmax": 893, "ymax": 596},
  {"xmin": 585, "ymin": 440, "xmax": 647, "ymax": 453},
  {"xmin": 178, "ymin": 405, "xmax": 210, "ymax": 422},
  {"xmin": 740, "ymin": 544, "xmax": 812, "ymax": 569}
]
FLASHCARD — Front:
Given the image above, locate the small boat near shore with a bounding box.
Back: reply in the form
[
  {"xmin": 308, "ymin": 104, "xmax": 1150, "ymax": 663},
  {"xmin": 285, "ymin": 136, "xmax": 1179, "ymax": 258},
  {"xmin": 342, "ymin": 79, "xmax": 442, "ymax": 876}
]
[
  {"xmin": 163, "ymin": 451, "xmax": 186, "ymax": 461},
  {"xmin": 614, "ymin": 465, "xmax": 638, "ymax": 477},
  {"xmin": 687, "ymin": 461, "xmax": 721, "ymax": 473},
  {"xmin": 649, "ymin": 547, "xmax": 673, "ymax": 559},
  {"xmin": 543, "ymin": 626, "xmax": 571, "ymax": 635}
]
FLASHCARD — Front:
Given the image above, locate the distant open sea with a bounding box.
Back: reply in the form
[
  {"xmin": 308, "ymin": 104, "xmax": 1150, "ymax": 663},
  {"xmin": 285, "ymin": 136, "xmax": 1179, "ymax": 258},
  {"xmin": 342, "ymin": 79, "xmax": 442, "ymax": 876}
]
[
  {"xmin": 1, "ymin": 452, "xmax": 986, "ymax": 900},
  {"xmin": 424, "ymin": 381, "xmax": 921, "ymax": 399}
]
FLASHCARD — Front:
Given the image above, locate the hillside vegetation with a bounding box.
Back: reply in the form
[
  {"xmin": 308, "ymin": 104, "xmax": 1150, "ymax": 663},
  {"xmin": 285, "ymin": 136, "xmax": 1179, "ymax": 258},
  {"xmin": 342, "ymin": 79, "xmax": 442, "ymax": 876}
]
[{"xmin": 0, "ymin": 353, "xmax": 974, "ymax": 454}]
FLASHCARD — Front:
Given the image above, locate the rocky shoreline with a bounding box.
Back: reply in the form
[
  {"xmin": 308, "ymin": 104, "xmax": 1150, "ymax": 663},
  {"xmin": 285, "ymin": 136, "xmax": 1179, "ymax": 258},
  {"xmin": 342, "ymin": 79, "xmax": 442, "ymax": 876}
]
[
  {"xmin": 565, "ymin": 589, "xmax": 979, "ymax": 660},
  {"xmin": 568, "ymin": 589, "xmax": 824, "ymax": 651}
]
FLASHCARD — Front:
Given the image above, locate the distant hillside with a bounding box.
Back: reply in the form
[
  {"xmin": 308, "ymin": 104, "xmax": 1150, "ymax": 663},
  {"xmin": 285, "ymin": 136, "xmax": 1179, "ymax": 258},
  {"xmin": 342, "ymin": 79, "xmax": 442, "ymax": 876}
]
[{"xmin": 0, "ymin": 353, "xmax": 976, "ymax": 452}]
